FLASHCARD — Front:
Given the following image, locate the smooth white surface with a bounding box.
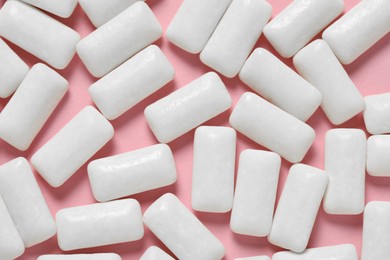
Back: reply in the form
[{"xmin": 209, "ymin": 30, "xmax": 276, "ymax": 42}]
[
  {"xmin": 367, "ymin": 135, "xmax": 390, "ymax": 176},
  {"xmin": 143, "ymin": 193, "xmax": 225, "ymax": 260},
  {"xmin": 323, "ymin": 0, "xmax": 390, "ymax": 64},
  {"xmin": 230, "ymin": 150, "xmax": 281, "ymax": 237},
  {"xmin": 56, "ymin": 199, "xmax": 143, "ymax": 251},
  {"xmin": 140, "ymin": 246, "xmax": 175, "ymax": 260},
  {"xmin": 229, "ymin": 92, "xmax": 316, "ymax": 163},
  {"xmin": 0, "ymin": 1, "xmax": 80, "ymax": 69},
  {"xmin": 192, "ymin": 126, "xmax": 236, "ymax": 213},
  {"xmin": 77, "ymin": 2, "xmax": 162, "ymax": 77},
  {"xmin": 200, "ymin": 0, "xmax": 272, "ymax": 78},
  {"xmin": 0, "ymin": 63, "xmax": 68, "ymax": 151},
  {"xmin": 294, "ymin": 40, "xmax": 364, "ymax": 125},
  {"xmin": 20, "ymin": 0, "xmax": 78, "ymax": 18},
  {"xmin": 166, "ymin": 0, "xmax": 232, "ymax": 54},
  {"xmin": 235, "ymin": 257, "xmax": 270, "ymax": 260},
  {"xmin": 31, "ymin": 106, "xmax": 114, "ymax": 187},
  {"xmin": 0, "ymin": 157, "xmax": 56, "ymax": 247},
  {"xmin": 363, "ymin": 93, "xmax": 390, "ymax": 135},
  {"xmin": 240, "ymin": 48, "xmax": 321, "ymax": 122},
  {"xmin": 145, "ymin": 72, "xmax": 232, "ymax": 143},
  {"xmin": 263, "ymin": 0, "xmax": 343, "ymax": 58},
  {"xmin": 324, "ymin": 129, "xmax": 366, "ymax": 215},
  {"xmin": 88, "ymin": 144, "xmax": 177, "ymax": 202},
  {"xmin": 268, "ymin": 164, "xmax": 328, "ymax": 253},
  {"xmin": 37, "ymin": 254, "xmax": 121, "ymax": 260},
  {"xmin": 272, "ymin": 244, "xmax": 358, "ymax": 260},
  {"xmin": 89, "ymin": 45, "xmax": 175, "ymax": 120}
]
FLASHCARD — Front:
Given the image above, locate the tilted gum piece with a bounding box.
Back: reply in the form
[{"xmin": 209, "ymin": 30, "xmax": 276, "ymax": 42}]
[
  {"xmin": 367, "ymin": 135, "xmax": 390, "ymax": 176},
  {"xmin": 140, "ymin": 246, "xmax": 175, "ymax": 260},
  {"xmin": 20, "ymin": 0, "xmax": 78, "ymax": 18},
  {"xmin": 363, "ymin": 93, "xmax": 390, "ymax": 135},
  {"xmin": 37, "ymin": 254, "xmax": 121, "ymax": 260},
  {"xmin": 272, "ymin": 244, "xmax": 358, "ymax": 260}
]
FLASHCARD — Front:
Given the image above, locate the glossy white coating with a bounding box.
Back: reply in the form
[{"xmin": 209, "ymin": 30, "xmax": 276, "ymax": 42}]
[
  {"xmin": 20, "ymin": 0, "xmax": 78, "ymax": 18},
  {"xmin": 140, "ymin": 246, "xmax": 175, "ymax": 260},
  {"xmin": 367, "ymin": 135, "xmax": 390, "ymax": 176},
  {"xmin": 272, "ymin": 244, "xmax": 358, "ymax": 260},
  {"xmin": 37, "ymin": 254, "xmax": 121, "ymax": 260},
  {"xmin": 363, "ymin": 93, "xmax": 390, "ymax": 135}
]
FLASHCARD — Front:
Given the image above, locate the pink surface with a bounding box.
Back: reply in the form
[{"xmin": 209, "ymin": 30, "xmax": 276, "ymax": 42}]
[{"xmin": 0, "ymin": 0, "xmax": 389, "ymax": 259}]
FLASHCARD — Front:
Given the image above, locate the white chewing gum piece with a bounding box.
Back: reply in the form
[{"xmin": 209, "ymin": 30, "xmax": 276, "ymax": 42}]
[
  {"xmin": 88, "ymin": 144, "xmax": 177, "ymax": 202},
  {"xmin": 76, "ymin": 2, "xmax": 162, "ymax": 78},
  {"xmin": 144, "ymin": 72, "xmax": 232, "ymax": 143},
  {"xmin": 229, "ymin": 92, "xmax": 316, "ymax": 163},
  {"xmin": 166, "ymin": 0, "xmax": 232, "ymax": 54},
  {"xmin": 361, "ymin": 201, "xmax": 390, "ymax": 260},
  {"xmin": 20, "ymin": 0, "xmax": 78, "ymax": 18},
  {"xmin": 0, "ymin": 1, "xmax": 80, "ymax": 69},
  {"xmin": 140, "ymin": 246, "xmax": 175, "ymax": 260},
  {"xmin": 230, "ymin": 150, "xmax": 281, "ymax": 237},
  {"xmin": 363, "ymin": 93, "xmax": 390, "ymax": 135},
  {"xmin": 143, "ymin": 193, "xmax": 225, "ymax": 260},
  {"xmin": 235, "ymin": 257, "xmax": 270, "ymax": 260},
  {"xmin": 268, "ymin": 164, "xmax": 328, "ymax": 253},
  {"xmin": 324, "ymin": 129, "xmax": 366, "ymax": 215},
  {"xmin": 367, "ymin": 135, "xmax": 390, "ymax": 176},
  {"xmin": 37, "ymin": 254, "xmax": 121, "ymax": 260},
  {"xmin": 323, "ymin": 0, "xmax": 390, "ymax": 65},
  {"xmin": 263, "ymin": 0, "xmax": 344, "ymax": 58},
  {"xmin": 56, "ymin": 199, "xmax": 143, "ymax": 251},
  {"xmin": 191, "ymin": 126, "xmax": 236, "ymax": 213},
  {"xmin": 0, "ymin": 158, "xmax": 56, "ymax": 247},
  {"xmin": 78, "ymin": 0, "xmax": 144, "ymax": 28},
  {"xmin": 272, "ymin": 244, "xmax": 358, "ymax": 260},
  {"xmin": 239, "ymin": 48, "xmax": 322, "ymax": 122},
  {"xmin": 200, "ymin": 0, "xmax": 272, "ymax": 78},
  {"xmin": 293, "ymin": 40, "xmax": 365, "ymax": 125},
  {"xmin": 0, "ymin": 38, "xmax": 29, "ymax": 98},
  {"xmin": 31, "ymin": 106, "xmax": 114, "ymax": 187},
  {"xmin": 89, "ymin": 45, "xmax": 175, "ymax": 120},
  {"xmin": 0, "ymin": 63, "xmax": 68, "ymax": 151}
]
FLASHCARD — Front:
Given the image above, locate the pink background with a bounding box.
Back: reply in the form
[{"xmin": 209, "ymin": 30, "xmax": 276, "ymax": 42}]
[{"xmin": 0, "ymin": 0, "xmax": 390, "ymax": 259}]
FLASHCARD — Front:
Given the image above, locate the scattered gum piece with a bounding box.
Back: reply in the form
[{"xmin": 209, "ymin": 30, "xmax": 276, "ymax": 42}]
[
  {"xmin": 363, "ymin": 93, "xmax": 390, "ymax": 135},
  {"xmin": 37, "ymin": 253, "xmax": 121, "ymax": 260},
  {"xmin": 140, "ymin": 246, "xmax": 175, "ymax": 260},
  {"xmin": 273, "ymin": 244, "xmax": 358, "ymax": 260},
  {"xmin": 367, "ymin": 135, "xmax": 390, "ymax": 177},
  {"xmin": 20, "ymin": 0, "xmax": 78, "ymax": 18}
]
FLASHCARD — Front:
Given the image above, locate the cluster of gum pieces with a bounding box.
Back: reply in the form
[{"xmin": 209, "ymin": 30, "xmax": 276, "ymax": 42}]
[{"xmin": 0, "ymin": 0, "xmax": 389, "ymax": 259}]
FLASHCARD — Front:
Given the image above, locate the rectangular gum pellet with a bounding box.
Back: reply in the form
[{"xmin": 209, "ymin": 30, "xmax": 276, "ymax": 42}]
[
  {"xmin": 0, "ymin": 158, "xmax": 56, "ymax": 248},
  {"xmin": 229, "ymin": 92, "xmax": 316, "ymax": 163},
  {"xmin": 76, "ymin": 2, "xmax": 162, "ymax": 77},
  {"xmin": 166, "ymin": 0, "xmax": 232, "ymax": 54},
  {"xmin": 361, "ymin": 201, "xmax": 390, "ymax": 260},
  {"xmin": 293, "ymin": 40, "xmax": 365, "ymax": 125},
  {"xmin": 230, "ymin": 150, "xmax": 281, "ymax": 237},
  {"xmin": 323, "ymin": 0, "xmax": 390, "ymax": 64},
  {"xmin": 89, "ymin": 45, "xmax": 175, "ymax": 120},
  {"xmin": 56, "ymin": 199, "xmax": 144, "ymax": 251},
  {"xmin": 191, "ymin": 126, "xmax": 236, "ymax": 213},
  {"xmin": 88, "ymin": 144, "xmax": 177, "ymax": 202},
  {"xmin": 263, "ymin": 0, "xmax": 343, "ymax": 58},
  {"xmin": 272, "ymin": 244, "xmax": 358, "ymax": 260},
  {"xmin": 363, "ymin": 93, "xmax": 390, "ymax": 135},
  {"xmin": 239, "ymin": 48, "xmax": 322, "ymax": 122},
  {"xmin": 0, "ymin": 38, "xmax": 29, "ymax": 98},
  {"xmin": 38, "ymin": 254, "xmax": 121, "ymax": 260},
  {"xmin": 367, "ymin": 135, "xmax": 390, "ymax": 176},
  {"xmin": 0, "ymin": 63, "xmax": 68, "ymax": 151},
  {"xmin": 20, "ymin": 0, "xmax": 78, "ymax": 18},
  {"xmin": 235, "ymin": 257, "xmax": 270, "ymax": 260},
  {"xmin": 31, "ymin": 106, "xmax": 114, "ymax": 187},
  {"xmin": 268, "ymin": 164, "xmax": 328, "ymax": 253},
  {"xmin": 200, "ymin": 0, "xmax": 272, "ymax": 78},
  {"xmin": 0, "ymin": 1, "xmax": 80, "ymax": 69},
  {"xmin": 324, "ymin": 129, "xmax": 366, "ymax": 215},
  {"xmin": 145, "ymin": 72, "xmax": 232, "ymax": 143},
  {"xmin": 143, "ymin": 193, "xmax": 225, "ymax": 260},
  {"xmin": 140, "ymin": 246, "xmax": 175, "ymax": 260}
]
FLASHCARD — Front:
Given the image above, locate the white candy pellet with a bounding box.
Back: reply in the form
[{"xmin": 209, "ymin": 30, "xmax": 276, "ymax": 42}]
[
  {"xmin": 239, "ymin": 48, "xmax": 321, "ymax": 122},
  {"xmin": 140, "ymin": 246, "xmax": 174, "ymax": 260},
  {"xmin": 200, "ymin": 0, "xmax": 272, "ymax": 78},
  {"xmin": 367, "ymin": 135, "xmax": 390, "ymax": 176},
  {"xmin": 89, "ymin": 45, "xmax": 175, "ymax": 120},
  {"xmin": 78, "ymin": 0, "xmax": 144, "ymax": 27},
  {"xmin": 192, "ymin": 126, "xmax": 236, "ymax": 213},
  {"xmin": 0, "ymin": 63, "xmax": 68, "ymax": 151},
  {"xmin": 235, "ymin": 257, "xmax": 270, "ymax": 260},
  {"xmin": 0, "ymin": 1, "xmax": 80, "ymax": 69},
  {"xmin": 268, "ymin": 164, "xmax": 328, "ymax": 253},
  {"xmin": 323, "ymin": 0, "xmax": 390, "ymax": 64},
  {"xmin": 145, "ymin": 72, "xmax": 232, "ymax": 143},
  {"xmin": 363, "ymin": 93, "xmax": 390, "ymax": 135},
  {"xmin": 230, "ymin": 150, "xmax": 281, "ymax": 237},
  {"xmin": 20, "ymin": 0, "xmax": 78, "ymax": 18},
  {"xmin": 77, "ymin": 2, "xmax": 162, "ymax": 77},
  {"xmin": 88, "ymin": 144, "xmax": 177, "ymax": 202},
  {"xmin": 324, "ymin": 129, "xmax": 366, "ymax": 215},
  {"xmin": 37, "ymin": 254, "xmax": 121, "ymax": 260},
  {"xmin": 166, "ymin": 0, "xmax": 232, "ymax": 54},
  {"xmin": 143, "ymin": 193, "xmax": 225, "ymax": 260},
  {"xmin": 293, "ymin": 40, "xmax": 365, "ymax": 125},
  {"xmin": 263, "ymin": 0, "xmax": 343, "ymax": 58},
  {"xmin": 56, "ymin": 199, "xmax": 143, "ymax": 251},
  {"xmin": 272, "ymin": 244, "xmax": 358, "ymax": 260},
  {"xmin": 229, "ymin": 92, "xmax": 316, "ymax": 163},
  {"xmin": 0, "ymin": 158, "xmax": 56, "ymax": 247},
  {"xmin": 31, "ymin": 106, "xmax": 114, "ymax": 187},
  {"xmin": 361, "ymin": 201, "xmax": 390, "ymax": 260},
  {"xmin": 0, "ymin": 38, "xmax": 28, "ymax": 98}
]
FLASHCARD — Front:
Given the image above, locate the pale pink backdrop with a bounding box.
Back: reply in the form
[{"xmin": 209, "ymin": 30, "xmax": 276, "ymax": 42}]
[{"xmin": 0, "ymin": 0, "xmax": 389, "ymax": 259}]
